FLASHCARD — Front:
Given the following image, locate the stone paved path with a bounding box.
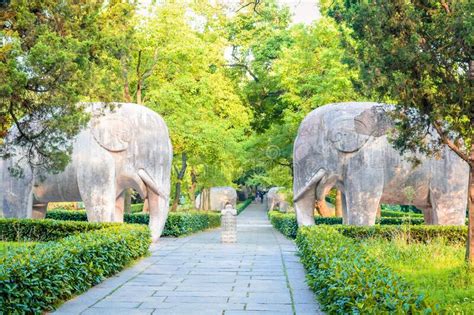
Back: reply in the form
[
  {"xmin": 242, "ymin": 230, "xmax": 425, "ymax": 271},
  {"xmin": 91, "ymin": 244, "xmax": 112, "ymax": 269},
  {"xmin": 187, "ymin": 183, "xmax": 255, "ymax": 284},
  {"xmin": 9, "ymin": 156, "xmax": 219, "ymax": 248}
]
[{"xmin": 54, "ymin": 202, "xmax": 322, "ymax": 315}]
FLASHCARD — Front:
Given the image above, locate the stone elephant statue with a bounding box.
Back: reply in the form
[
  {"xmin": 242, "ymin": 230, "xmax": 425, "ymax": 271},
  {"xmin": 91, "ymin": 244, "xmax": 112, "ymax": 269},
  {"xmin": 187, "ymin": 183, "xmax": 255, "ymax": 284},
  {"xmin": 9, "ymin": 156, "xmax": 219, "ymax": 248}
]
[
  {"xmin": 195, "ymin": 187, "xmax": 237, "ymax": 211},
  {"xmin": 0, "ymin": 103, "xmax": 173, "ymax": 242},
  {"xmin": 293, "ymin": 102, "xmax": 468, "ymax": 227},
  {"xmin": 266, "ymin": 187, "xmax": 289, "ymax": 212}
]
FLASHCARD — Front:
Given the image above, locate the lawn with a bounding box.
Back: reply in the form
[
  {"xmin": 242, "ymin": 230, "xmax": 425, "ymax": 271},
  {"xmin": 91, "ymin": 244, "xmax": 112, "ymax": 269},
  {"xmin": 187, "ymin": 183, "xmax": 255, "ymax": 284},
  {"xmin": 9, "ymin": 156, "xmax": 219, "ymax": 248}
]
[{"xmin": 363, "ymin": 238, "xmax": 474, "ymax": 313}]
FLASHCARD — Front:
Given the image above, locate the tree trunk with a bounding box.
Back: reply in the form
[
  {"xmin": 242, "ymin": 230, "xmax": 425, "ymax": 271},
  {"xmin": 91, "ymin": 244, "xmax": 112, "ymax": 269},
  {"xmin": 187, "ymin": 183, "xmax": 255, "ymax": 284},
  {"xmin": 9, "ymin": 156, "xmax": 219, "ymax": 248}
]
[
  {"xmin": 466, "ymin": 160, "xmax": 474, "ymax": 264},
  {"xmin": 189, "ymin": 168, "xmax": 197, "ymax": 208},
  {"xmin": 124, "ymin": 189, "xmax": 132, "ymax": 214},
  {"xmin": 315, "ymin": 199, "xmax": 332, "ymax": 217},
  {"xmin": 376, "ymin": 204, "xmax": 382, "ymax": 218},
  {"xmin": 335, "ymin": 190, "xmax": 343, "ymax": 217},
  {"xmin": 200, "ymin": 188, "xmax": 211, "ymax": 211},
  {"xmin": 171, "ymin": 152, "xmax": 187, "ymax": 212},
  {"xmin": 143, "ymin": 198, "xmax": 149, "ymax": 213}
]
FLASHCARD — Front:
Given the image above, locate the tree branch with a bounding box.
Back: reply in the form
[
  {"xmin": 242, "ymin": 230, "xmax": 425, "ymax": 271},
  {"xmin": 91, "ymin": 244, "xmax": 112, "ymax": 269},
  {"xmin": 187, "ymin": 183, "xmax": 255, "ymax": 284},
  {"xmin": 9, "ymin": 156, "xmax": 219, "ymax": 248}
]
[{"xmin": 433, "ymin": 120, "xmax": 470, "ymax": 163}]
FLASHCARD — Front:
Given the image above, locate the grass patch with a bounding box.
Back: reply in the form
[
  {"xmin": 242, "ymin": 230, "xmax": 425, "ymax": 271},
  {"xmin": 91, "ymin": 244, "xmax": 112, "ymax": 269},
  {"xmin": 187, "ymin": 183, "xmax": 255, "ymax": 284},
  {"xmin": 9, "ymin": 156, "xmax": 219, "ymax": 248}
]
[{"xmin": 363, "ymin": 238, "xmax": 474, "ymax": 313}]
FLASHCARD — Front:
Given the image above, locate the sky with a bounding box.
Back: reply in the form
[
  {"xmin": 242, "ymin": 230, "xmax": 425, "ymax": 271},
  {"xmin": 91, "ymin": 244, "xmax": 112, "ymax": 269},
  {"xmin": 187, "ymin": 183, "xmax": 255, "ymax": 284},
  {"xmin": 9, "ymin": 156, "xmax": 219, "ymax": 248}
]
[
  {"xmin": 138, "ymin": 1, "xmax": 321, "ymax": 25},
  {"xmin": 280, "ymin": 0, "xmax": 320, "ymax": 24}
]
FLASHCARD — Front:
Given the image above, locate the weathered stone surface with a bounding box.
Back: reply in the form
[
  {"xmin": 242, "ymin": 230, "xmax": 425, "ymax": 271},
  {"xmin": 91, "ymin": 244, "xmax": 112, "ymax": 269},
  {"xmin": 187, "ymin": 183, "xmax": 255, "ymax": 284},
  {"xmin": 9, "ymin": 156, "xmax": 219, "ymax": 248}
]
[
  {"xmin": 0, "ymin": 103, "xmax": 173, "ymax": 241},
  {"xmin": 293, "ymin": 102, "xmax": 468, "ymax": 226},
  {"xmin": 266, "ymin": 187, "xmax": 289, "ymax": 213},
  {"xmin": 195, "ymin": 186, "xmax": 237, "ymax": 210},
  {"xmin": 221, "ymin": 204, "xmax": 237, "ymax": 243}
]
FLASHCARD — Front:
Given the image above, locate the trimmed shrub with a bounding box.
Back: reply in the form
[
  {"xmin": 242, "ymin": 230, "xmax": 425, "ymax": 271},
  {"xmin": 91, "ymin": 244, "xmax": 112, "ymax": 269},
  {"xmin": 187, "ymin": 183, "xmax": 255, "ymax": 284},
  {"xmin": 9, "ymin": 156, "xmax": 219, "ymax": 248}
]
[
  {"xmin": 296, "ymin": 226, "xmax": 433, "ymax": 314},
  {"xmin": 237, "ymin": 199, "xmax": 252, "ymax": 215},
  {"xmin": 269, "ymin": 212, "xmax": 463, "ymax": 244},
  {"xmin": 380, "ymin": 209, "xmax": 423, "ymax": 218},
  {"xmin": 0, "ymin": 221, "xmax": 150, "ymax": 313},
  {"xmin": 268, "ymin": 211, "xmax": 299, "ymax": 239},
  {"xmin": 0, "ymin": 218, "xmax": 116, "ymax": 242},
  {"xmin": 46, "ymin": 210, "xmax": 220, "ymax": 237},
  {"xmin": 131, "ymin": 203, "xmax": 144, "ymax": 213}
]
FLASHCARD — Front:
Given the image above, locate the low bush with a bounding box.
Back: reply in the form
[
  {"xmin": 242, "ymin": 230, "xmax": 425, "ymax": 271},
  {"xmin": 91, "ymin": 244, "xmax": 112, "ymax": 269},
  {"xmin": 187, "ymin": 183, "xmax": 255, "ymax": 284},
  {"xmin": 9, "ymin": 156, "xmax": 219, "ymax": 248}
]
[
  {"xmin": 381, "ymin": 209, "xmax": 423, "ymax": 218},
  {"xmin": 237, "ymin": 199, "xmax": 252, "ymax": 215},
  {"xmin": 130, "ymin": 203, "xmax": 144, "ymax": 213},
  {"xmin": 268, "ymin": 211, "xmax": 426, "ymax": 239},
  {"xmin": 0, "ymin": 220, "xmax": 150, "ymax": 313},
  {"xmin": 0, "ymin": 218, "xmax": 116, "ymax": 242},
  {"xmin": 296, "ymin": 226, "xmax": 433, "ymax": 314},
  {"xmin": 268, "ymin": 211, "xmax": 298, "ymax": 239},
  {"xmin": 46, "ymin": 210, "xmax": 220, "ymax": 237}
]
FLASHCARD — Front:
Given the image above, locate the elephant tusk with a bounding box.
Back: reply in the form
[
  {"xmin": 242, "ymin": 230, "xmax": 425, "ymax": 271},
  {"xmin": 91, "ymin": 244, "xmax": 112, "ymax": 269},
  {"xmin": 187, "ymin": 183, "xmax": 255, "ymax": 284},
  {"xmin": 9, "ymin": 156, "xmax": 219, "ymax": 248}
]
[
  {"xmin": 138, "ymin": 169, "xmax": 169, "ymax": 200},
  {"xmin": 293, "ymin": 168, "xmax": 326, "ymax": 202}
]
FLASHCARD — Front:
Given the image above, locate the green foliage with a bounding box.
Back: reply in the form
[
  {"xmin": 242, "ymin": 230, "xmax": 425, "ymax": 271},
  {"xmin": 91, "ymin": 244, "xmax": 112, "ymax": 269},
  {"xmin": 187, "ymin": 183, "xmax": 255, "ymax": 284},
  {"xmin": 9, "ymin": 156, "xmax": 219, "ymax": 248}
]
[
  {"xmin": 381, "ymin": 209, "xmax": 423, "ymax": 217},
  {"xmin": 0, "ymin": 1, "xmax": 135, "ymax": 172},
  {"xmin": 0, "ymin": 221, "xmax": 150, "ymax": 313},
  {"xmin": 130, "ymin": 203, "xmax": 144, "ymax": 213},
  {"xmin": 330, "ymin": 1, "xmax": 474, "ymax": 160},
  {"xmin": 237, "ymin": 199, "xmax": 252, "ymax": 215},
  {"xmin": 296, "ymin": 226, "xmax": 433, "ymax": 314},
  {"xmin": 0, "ymin": 241, "xmax": 35, "ymax": 255},
  {"xmin": 0, "ymin": 218, "xmax": 116, "ymax": 242},
  {"xmin": 268, "ymin": 211, "xmax": 427, "ymax": 239},
  {"xmin": 336, "ymin": 225, "xmax": 467, "ymax": 245},
  {"xmin": 364, "ymin": 238, "xmax": 474, "ymax": 313},
  {"xmin": 45, "ymin": 210, "xmax": 220, "ymax": 237},
  {"xmin": 236, "ymin": 16, "xmax": 359, "ymax": 190}
]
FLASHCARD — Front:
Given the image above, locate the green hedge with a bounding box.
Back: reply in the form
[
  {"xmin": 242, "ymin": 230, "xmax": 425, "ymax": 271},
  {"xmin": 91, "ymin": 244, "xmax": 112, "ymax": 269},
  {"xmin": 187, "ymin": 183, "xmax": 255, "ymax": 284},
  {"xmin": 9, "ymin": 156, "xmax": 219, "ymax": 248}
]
[
  {"xmin": 0, "ymin": 220, "xmax": 150, "ymax": 313},
  {"xmin": 46, "ymin": 210, "xmax": 220, "ymax": 237},
  {"xmin": 296, "ymin": 226, "xmax": 433, "ymax": 314},
  {"xmin": 0, "ymin": 218, "xmax": 116, "ymax": 242},
  {"xmin": 380, "ymin": 209, "xmax": 423, "ymax": 218},
  {"xmin": 130, "ymin": 203, "xmax": 144, "ymax": 213},
  {"xmin": 237, "ymin": 199, "xmax": 252, "ymax": 215},
  {"xmin": 268, "ymin": 211, "xmax": 425, "ymax": 239}
]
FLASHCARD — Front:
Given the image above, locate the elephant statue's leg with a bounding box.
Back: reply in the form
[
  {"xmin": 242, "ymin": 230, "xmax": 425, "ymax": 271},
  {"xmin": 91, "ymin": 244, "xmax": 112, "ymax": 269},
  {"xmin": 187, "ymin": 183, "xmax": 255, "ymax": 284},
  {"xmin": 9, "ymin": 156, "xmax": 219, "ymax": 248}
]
[
  {"xmin": 76, "ymin": 136, "xmax": 117, "ymax": 222},
  {"xmin": 420, "ymin": 205, "xmax": 435, "ymax": 224},
  {"xmin": 295, "ymin": 187, "xmax": 316, "ymax": 226},
  {"xmin": 32, "ymin": 203, "xmax": 48, "ymax": 219},
  {"xmin": 148, "ymin": 188, "xmax": 169, "ymax": 242},
  {"xmin": 429, "ymin": 192, "xmax": 467, "ymax": 225},
  {"xmin": 114, "ymin": 191, "xmax": 125, "ymax": 223},
  {"xmin": 344, "ymin": 160, "xmax": 383, "ymax": 225}
]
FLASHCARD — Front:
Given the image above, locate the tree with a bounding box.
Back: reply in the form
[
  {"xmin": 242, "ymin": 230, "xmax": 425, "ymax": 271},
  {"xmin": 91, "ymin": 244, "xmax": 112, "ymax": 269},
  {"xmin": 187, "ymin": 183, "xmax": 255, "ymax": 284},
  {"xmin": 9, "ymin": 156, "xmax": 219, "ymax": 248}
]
[
  {"xmin": 329, "ymin": 1, "xmax": 474, "ymax": 261},
  {"xmin": 135, "ymin": 2, "xmax": 251, "ymax": 208},
  {"xmin": 0, "ymin": 1, "xmax": 110, "ymax": 173},
  {"xmin": 239, "ymin": 17, "xmax": 358, "ymax": 195}
]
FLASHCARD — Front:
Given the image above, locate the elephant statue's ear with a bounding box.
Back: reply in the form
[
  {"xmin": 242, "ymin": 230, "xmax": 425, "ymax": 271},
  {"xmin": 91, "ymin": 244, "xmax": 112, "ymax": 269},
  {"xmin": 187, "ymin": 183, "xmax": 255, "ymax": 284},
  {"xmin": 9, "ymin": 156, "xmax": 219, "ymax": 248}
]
[
  {"xmin": 330, "ymin": 106, "xmax": 391, "ymax": 153},
  {"xmin": 354, "ymin": 106, "xmax": 391, "ymax": 137},
  {"xmin": 329, "ymin": 118, "xmax": 370, "ymax": 153},
  {"xmin": 92, "ymin": 117, "xmax": 132, "ymax": 152}
]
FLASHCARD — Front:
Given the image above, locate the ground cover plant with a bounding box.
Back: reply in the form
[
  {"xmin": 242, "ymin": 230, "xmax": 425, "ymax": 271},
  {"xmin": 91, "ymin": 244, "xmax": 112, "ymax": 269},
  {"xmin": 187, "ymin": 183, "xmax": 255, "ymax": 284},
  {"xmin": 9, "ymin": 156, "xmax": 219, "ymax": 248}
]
[
  {"xmin": 46, "ymin": 210, "xmax": 221, "ymax": 237},
  {"xmin": 0, "ymin": 219, "xmax": 150, "ymax": 313},
  {"xmin": 362, "ymin": 238, "xmax": 474, "ymax": 313},
  {"xmin": 296, "ymin": 226, "xmax": 433, "ymax": 313}
]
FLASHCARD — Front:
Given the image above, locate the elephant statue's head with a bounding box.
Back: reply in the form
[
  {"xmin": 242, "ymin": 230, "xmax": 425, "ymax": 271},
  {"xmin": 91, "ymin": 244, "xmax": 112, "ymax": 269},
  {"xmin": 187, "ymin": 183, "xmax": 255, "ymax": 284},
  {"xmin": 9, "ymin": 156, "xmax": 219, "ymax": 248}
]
[{"xmin": 294, "ymin": 103, "xmax": 392, "ymax": 202}]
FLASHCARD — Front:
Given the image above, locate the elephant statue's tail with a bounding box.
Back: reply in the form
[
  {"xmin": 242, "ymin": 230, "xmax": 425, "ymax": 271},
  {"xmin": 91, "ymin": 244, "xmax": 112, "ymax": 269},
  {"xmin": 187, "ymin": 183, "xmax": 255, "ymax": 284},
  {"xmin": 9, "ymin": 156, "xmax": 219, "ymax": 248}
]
[{"xmin": 293, "ymin": 168, "xmax": 326, "ymax": 203}]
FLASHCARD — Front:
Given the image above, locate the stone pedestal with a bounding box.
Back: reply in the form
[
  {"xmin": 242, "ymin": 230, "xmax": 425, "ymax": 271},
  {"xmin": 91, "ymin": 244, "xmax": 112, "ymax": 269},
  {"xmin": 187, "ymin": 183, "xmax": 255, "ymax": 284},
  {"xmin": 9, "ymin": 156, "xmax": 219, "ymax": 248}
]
[{"xmin": 221, "ymin": 204, "xmax": 237, "ymax": 243}]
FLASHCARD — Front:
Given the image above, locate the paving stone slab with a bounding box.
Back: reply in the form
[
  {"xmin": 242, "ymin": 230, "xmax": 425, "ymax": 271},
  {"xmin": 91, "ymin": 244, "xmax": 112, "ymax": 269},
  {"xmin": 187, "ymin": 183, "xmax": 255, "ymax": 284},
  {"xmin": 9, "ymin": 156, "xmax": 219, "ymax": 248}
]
[{"xmin": 53, "ymin": 203, "xmax": 323, "ymax": 314}]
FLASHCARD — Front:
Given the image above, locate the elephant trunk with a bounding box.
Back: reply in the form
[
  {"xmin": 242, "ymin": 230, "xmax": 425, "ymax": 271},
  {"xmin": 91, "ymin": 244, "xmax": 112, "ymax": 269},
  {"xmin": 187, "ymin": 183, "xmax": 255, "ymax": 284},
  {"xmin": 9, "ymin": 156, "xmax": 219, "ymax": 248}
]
[
  {"xmin": 138, "ymin": 169, "xmax": 170, "ymax": 242},
  {"xmin": 147, "ymin": 188, "xmax": 169, "ymax": 242}
]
